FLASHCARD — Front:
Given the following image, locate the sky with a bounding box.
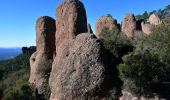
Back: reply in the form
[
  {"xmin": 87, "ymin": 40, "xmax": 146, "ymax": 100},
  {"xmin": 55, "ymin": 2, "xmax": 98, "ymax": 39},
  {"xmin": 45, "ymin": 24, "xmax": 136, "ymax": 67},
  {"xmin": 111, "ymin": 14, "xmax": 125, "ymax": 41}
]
[{"xmin": 0, "ymin": 0, "xmax": 169, "ymax": 47}]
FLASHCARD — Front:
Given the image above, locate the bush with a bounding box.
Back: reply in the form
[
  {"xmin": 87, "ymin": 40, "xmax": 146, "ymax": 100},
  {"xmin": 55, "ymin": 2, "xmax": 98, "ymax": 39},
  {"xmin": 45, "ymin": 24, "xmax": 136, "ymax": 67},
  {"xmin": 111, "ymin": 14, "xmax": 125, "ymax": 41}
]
[
  {"xmin": 119, "ymin": 24, "xmax": 170, "ymax": 97},
  {"xmin": 3, "ymin": 82, "xmax": 35, "ymax": 100},
  {"xmin": 100, "ymin": 27, "xmax": 133, "ymax": 98},
  {"xmin": 100, "ymin": 27, "xmax": 133, "ymax": 59},
  {"xmin": 119, "ymin": 50, "xmax": 165, "ymax": 97},
  {"xmin": 38, "ymin": 59, "xmax": 53, "ymax": 99}
]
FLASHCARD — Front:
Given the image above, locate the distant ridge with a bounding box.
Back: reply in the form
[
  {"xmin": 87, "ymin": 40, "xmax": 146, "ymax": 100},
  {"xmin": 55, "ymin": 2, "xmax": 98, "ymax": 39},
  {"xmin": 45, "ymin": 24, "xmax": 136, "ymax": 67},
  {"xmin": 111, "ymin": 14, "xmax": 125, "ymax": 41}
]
[{"xmin": 0, "ymin": 47, "xmax": 21, "ymax": 61}]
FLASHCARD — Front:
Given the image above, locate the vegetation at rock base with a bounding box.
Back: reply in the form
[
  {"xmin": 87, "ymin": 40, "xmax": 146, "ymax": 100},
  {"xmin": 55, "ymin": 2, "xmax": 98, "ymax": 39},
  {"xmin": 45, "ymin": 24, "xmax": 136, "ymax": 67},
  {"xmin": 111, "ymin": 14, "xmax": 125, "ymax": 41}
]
[
  {"xmin": 118, "ymin": 25, "xmax": 170, "ymax": 98},
  {"xmin": 100, "ymin": 26, "xmax": 133, "ymax": 98},
  {"xmin": 38, "ymin": 59, "xmax": 53, "ymax": 99},
  {"xmin": 100, "ymin": 11, "xmax": 170, "ymax": 99}
]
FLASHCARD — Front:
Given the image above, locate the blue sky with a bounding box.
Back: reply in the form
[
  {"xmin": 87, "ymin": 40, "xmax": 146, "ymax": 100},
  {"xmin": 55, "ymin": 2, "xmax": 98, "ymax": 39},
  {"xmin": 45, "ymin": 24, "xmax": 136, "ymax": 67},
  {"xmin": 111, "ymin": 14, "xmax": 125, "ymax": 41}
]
[{"xmin": 0, "ymin": 0, "xmax": 169, "ymax": 47}]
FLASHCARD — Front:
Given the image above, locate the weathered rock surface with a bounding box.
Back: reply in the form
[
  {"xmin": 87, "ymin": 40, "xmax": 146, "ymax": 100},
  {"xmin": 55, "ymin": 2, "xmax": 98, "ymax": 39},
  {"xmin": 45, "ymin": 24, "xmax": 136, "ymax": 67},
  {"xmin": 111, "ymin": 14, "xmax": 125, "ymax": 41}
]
[
  {"xmin": 120, "ymin": 91, "xmax": 165, "ymax": 100},
  {"xmin": 87, "ymin": 23, "xmax": 93, "ymax": 33},
  {"xmin": 55, "ymin": 0, "xmax": 87, "ymax": 46},
  {"xmin": 29, "ymin": 16, "xmax": 56, "ymax": 94},
  {"xmin": 50, "ymin": 33, "xmax": 116, "ymax": 100},
  {"xmin": 141, "ymin": 22, "xmax": 153, "ymax": 35},
  {"xmin": 149, "ymin": 13, "xmax": 162, "ymax": 25},
  {"xmin": 49, "ymin": 0, "xmax": 119, "ymax": 99},
  {"xmin": 95, "ymin": 16, "xmax": 119, "ymax": 38},
  {"xmin": 133, "ymin": 30, "xmax": 144, "ymax": 40},
  {"xmin": 122, "ymin": 14, "xmax": 137, "ymax": 38}
]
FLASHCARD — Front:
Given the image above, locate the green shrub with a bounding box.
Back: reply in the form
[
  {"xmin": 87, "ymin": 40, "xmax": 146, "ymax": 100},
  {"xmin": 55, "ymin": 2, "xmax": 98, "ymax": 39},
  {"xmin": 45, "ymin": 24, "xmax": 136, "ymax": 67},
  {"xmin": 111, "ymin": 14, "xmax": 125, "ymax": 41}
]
[
  {"xmin": 3, "ymin": 82, "xmax": 35, "ymax": 100},
  {"xmin": 119, "ymin": 24, "xmax": 170, "ymax": 97},
  {"xmin": 38, "ymin": 59, "xmax": 53, "ymax": 99},
  {"xmin": 119, "ymin": 50, "xmax": 165, "ymax": 97}
]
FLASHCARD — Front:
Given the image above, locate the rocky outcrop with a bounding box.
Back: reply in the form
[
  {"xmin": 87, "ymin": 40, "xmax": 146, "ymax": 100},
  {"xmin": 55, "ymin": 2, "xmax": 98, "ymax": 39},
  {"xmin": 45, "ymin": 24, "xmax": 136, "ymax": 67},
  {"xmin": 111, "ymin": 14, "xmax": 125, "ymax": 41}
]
[
  {"xmin": 122, "ymin": 14, "xmax": 137, "ymax": 38},
  {"xmin": 55, "ymin": 0, "xmax": 87, "ymax": 46},
  {"xmin": 149, "ymin": 13, "xmax": 162, "ymax": 25},
  {"xmin": 95, "ymin": 16, "xmax": 119, "ymax": 38},
  {"xmin": 87, "ymin": 23, "xmax": 93, "ymax": 33},
  {"xmin": 133, "ymin": 30, "xmax": 145, "ymax": 40},
  {"xmin": 141, "ymin": 22, "xmax": 153, "ymax": 35},
  {"xmin": 49, "ymin": 0, "xmax": 120, "ymax": 99},
  {"xmin": 29, "ymin": 16, "xmax": 56, "ymax": 94}
]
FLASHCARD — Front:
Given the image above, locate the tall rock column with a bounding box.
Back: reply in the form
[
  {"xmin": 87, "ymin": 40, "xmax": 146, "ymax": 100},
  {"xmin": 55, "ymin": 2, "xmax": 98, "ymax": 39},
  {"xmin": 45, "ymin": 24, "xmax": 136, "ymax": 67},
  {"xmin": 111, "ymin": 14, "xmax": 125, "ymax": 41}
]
[
  {"xmin": 55, "ymin": 0, "xmax": 87, "ymax": 46},
  {"xmin": 49, "ymin": 0, "xmax": 121, "ymax": 100},
  {"xmin": 29, "ymin": 16, "xmax": 56, "ymax": 94},
  {"xmin": 122, "ymin": 14, "xmax": 137, "ymax": 38}
]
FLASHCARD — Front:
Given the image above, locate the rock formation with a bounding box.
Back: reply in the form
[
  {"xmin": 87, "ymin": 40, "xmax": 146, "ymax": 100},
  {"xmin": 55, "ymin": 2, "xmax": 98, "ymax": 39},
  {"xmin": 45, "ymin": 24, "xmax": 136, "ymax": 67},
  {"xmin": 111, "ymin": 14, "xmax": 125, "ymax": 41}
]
[
  {"xmin": 55, "ymin": 0, "xmax": 87, "ymax": 46},
  {"xmin": 87, "ymin": 23, "xmax": 93, "ymax": 33},
  {"xmin": 49, "ymin": 0, "xmax": 120, "ymax": 99},
  {"xmin": 133, "ymin": 30, "xmax": 145, "ymax": 40},
  {"xmin": 149, "ymin": 13, "xmax": 162, "ymax": 25},
  {"xmin": 29, "ymin": 16, "xmax": 56, "ymax": 94},
  {"xmin": 122, "ymin": 14, "xmax": 137, "ymax": 38},
  {"xmin": 95, "ymin": 16, "xmax": 119, "ymax": 38},
  {"xmin": 141, "ymin": 22, "xmax": 153, "ymax": 35}
]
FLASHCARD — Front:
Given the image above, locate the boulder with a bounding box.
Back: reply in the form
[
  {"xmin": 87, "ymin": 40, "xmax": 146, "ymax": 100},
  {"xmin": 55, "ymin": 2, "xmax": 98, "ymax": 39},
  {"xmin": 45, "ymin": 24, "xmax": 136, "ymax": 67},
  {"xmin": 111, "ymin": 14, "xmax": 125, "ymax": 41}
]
[
  {"xmin": 29, "ymin": 16, "xmax": 56, "ymax": 94},
  {"xmin": 122, "ymin": 14, "xmax": 137, "ymax": 38},
  {"xmin": 50, "ymin": 33, "xmax": 117, "ymax": 100},
  {"xmin": 149, "ymin": 13, "xmax": 162, "ymax": 25},
  {"xmin": 49, "ymin": 0, "xmax": 121, "ymax": 99},
  {"xmin": 87, "ymin": 23, "xmax": 93, "ymax": 33},
  {"xmin": 95, "ymin": 16, "xmax": 119, "ymax": 38},
  {"xmin": 141, "ymin": 22, "xmax": 153, "ymax": 35}
]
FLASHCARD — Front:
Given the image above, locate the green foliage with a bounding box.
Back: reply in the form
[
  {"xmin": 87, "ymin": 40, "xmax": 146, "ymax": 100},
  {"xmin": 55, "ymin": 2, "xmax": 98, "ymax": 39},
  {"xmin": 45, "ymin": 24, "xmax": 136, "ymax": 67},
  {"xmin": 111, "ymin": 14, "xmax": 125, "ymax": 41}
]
[
  {"xmin": 119, "ymin": 24, "xmax": 170, "ymax": 97},
  {"xmin": 106, "ymin": 14, "xmax": 113, "ymax": 18},
  {"xmin": 3, "ymin": 82, "xmax": 36, "ymax": 100},
  {"xmin": 100, "ymin": 27, "xmax": 133, "ymax": 58},
  {"xmin": 100, "ymin": 27, "xmax": 133, "ymax": 98},
  {"xmin": 119, "ymin": 51, "xmax": 165, "ymax": 97},
  {"xmin": 136, "ymin": 5, "xmax": 170, "ymax": 21},
  {"xmin": 136, "ymin": 11, "xmax": 149, "ymax": 22},
  {"xmin": 0, "ymin": 46, "xmax": 36, "ymax": 99},
  {"xmin": 38, "ymin": 59, "xmax": 53, "ymax": 99}
]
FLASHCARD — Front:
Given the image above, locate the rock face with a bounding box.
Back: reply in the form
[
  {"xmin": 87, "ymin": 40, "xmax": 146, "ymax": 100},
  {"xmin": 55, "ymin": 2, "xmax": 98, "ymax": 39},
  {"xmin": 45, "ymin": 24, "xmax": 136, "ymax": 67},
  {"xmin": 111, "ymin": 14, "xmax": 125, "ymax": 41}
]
[
  {"xmin": 122, "ymin": 14, "xmax": 137, "ymax": 38},
  {"xmin": 87, "ymin": 23, "xmax": 93, "ymax": 33},
  {"xmin": 149, "ymin": 13, "xmax": 162, "ymax": 25},
  {"xmin": 49, "ymin": 0, "xmax": 118, "ymax": 99},
  {"xmin": 133, "ymin": 30, "xmax": 144, "ymax": 40},
  {"xmin": 141, "ymin": 22, "xmax": 153, "ymax": 35},
  {"xmin": 55, "ymin": 0, "xmax": 87, "ymax": 46},
  {"xmin": 95, "ymin": 16, "xmax": 119, "ymax": 38},
  {"xmin": 29, "ymin": 16, "xmax": 56, "ymax": 94}
]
